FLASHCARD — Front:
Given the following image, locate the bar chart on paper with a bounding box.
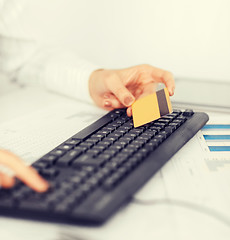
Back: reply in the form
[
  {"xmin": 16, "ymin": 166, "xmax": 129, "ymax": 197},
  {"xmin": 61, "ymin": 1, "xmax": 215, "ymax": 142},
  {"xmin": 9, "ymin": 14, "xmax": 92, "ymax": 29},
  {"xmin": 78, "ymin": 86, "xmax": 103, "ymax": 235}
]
[
  {"xmin": 197, "ymin": 119, "xmax": 230, "ymax": 172},
  {"xmin": 202, "ymin": 124, "xmax": 230, "ymax": 152}
]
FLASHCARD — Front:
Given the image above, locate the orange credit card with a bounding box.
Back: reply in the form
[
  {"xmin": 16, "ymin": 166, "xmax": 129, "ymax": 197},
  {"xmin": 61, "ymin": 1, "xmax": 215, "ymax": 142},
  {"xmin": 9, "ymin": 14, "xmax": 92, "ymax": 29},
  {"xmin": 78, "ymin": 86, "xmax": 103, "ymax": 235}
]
[{"xmin": 132, "ymin": 88, "xmax": 172, "ymax": 128}]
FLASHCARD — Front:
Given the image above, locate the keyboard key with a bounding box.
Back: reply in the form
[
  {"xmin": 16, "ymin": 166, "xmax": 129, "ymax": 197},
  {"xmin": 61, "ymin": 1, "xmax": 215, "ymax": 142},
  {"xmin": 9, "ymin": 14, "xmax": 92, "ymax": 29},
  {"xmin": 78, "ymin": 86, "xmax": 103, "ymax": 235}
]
[
  {"xmin": 118, "ymin": 137, "xmax": 132, "ymax": 144},
  {"xmin": 105, "ymin": 137, "xmax": 117, "ymax": 143},
  {"xmin": 172, "ymin": 119, "xmax": 183, "ymax": 126},
  {"xmin": 97, "ymin": 140, "xmax": 111, "ymax": 148},
  {"xmin": 97, "ymin": 153, "xmax": 112, "ymax": 161},
  {"xmin": 50, "ymin": 149, "xmax": 65, "ymax": 157},
  {"xmin": 172, "ymin": 109, "xmax": 182, "ymax": 115},
  {"xmin": 145, "ymin": 129, "xmax": 157, "ymax": 137},
  {"xmin": 159, "ymin": 130, "xmax": 170, "ymax": 138},
  {"xmin": 98, "ymin": 167, "xmax": 112, "ymax": 177},
  {"xmin": 114, "ymin": 153, "xmax": 129, "ymax": 163},
  {"xmin": 169, "ymin": 122, "xmax": 179, "ymax": 130},
  {"xmin": 177, "ymin": 116, "xmax": 187, "ymax": 123},
  {"xmin": 86, "ymin": 148, "xmax": 101, "ymax": 157},
  {"xmin": 96, "ymin": 130, "xmax": 110, "ymax": 137},
  {"xmin": 149, "ymin": 126, "xmax": 161, "ymax": 132},
  {"xmin": 153, "ymin": 122, "xmax": 166, "ymax": 129},
  {"xmin": 32, "ymin": 161, "xmax": 50, "ymax": 169},
  {"xmin": 103, "ymin": 161, "xmax": 119, "ymax": 172},
  {"xmin": 103, "ymin": 149, "xmax": 117, "ymax": 157},
  {"xmin": 41, "ymin": 155, "xmax": 57, "ymax": 164},
  {"xmin": 79, "ymin": 142, "xmax": 94, "ymax": 149},
  {"xmin": 116, "ymin": 127, "xmax": 127, "ymax": 134},
  {"xmin": 157, "ymin": 118, "xmax": 171, "ymax": 124},
  {"xmin": 54, "ymin": 202, "xmax": 71, "ymax": 214},
  {"xmin": 72, "ymin": 154, "xmax": 106, "ymax": 167},
  {"xmin": 68, "ymin": 175, "xmax": 82, "ymax": 185},
  {"xmin": 72, "ymin": 113, "xmax": 114, "ymax": 140},
  {"xmin": 69, "ymin": 189, "xmax": 84, "ymax": 202},
  {"xmin": 57, "ymin": 149, "xmax": 83, "ymax": 166},
  {"xmin": 162, "ymin": 115, "xmax": 174, "ymax": 121},
  {"xmin": 0, "ymin": 198, "xmax": 15, "ymax": 208},
  {"xmin": 164, "ymin": 126, "xmax": 174, "ymax": 134},
  {"xmin": 183, "ymin": 109, "xmax": 194, "ymax": 117},
  {"xmin": 134, "ymin": 136, "xmax": 148, "ymax": 144},
  {"xmin": 76, "ymin": 170, "xmax": 90, "ymax": 180},
  {"xmin": 93, "ymin": 171, "xmax": 107, "ymax": 183},
  {"xmin": 109, "ymin": 109, "xmax": 125, "ymax": 119},
  {"xmin": 166, "ymin": 113, "xmax": 178, "ymax": 118},
  {"xmin": 107, "ymin": 132, "xmax": 122, "ymax": 140},
  {"xmin": 129, "ymin": 128, "xmax": 143, "ymax": 135},
  {"xmin": 64, "ymin": 139, "xmax": 81, "ymax": 146},
  {"xmin": 90, "ymin": 133, "xmax": 105, "ymax": 141},
  {"xmin": 103, "ymin": 176, "xmax": 119, "ymax": 189},
  {"xmin": 131, "ymin": 140, "xmax": 145, "ymax": 148},
  {"xmin": 82, "ymin": 166, "xmax": 95, "ymax": 174},
  {"xmin": 58, "ymin": 144, "xmax": 73, "ymax": 151},
  {"xmin": 84, "ymin": 138, "xmax": 99, "ymax": 144},
  {"xmin": 154, "ymin": 134, "xmax": 166, "ymax": 143},
  {"xmin": 12, "ymin": 186, "xmax": 32, "ymax": 201},
  {"xmin": 19, "ymin": 201, "xmax": 50, "ymax": 212},
  {"xmin": 40, "ymin": 168, "xmax": 59, "ymax": 179},
  {"xmin": 59, "ymin": 182, "xmax": 75, "ymax": 194},
  {"xmin": 145, "ymin": 141, "xmax": 158, "ymax": 151},
  {"xmin": 113, "ymin": 141, "xmax": 128, "ymax": 148},
  {"xmin": 75, "ymin": 144, "xmax": 90, "ymax": 152},
  {"xmin": 121, "ymin": 148, "xmax": 136, "ymax": 156},
  {"xmin": 110, "ymin": 156, "xmax": 127, "ymax": 167}
]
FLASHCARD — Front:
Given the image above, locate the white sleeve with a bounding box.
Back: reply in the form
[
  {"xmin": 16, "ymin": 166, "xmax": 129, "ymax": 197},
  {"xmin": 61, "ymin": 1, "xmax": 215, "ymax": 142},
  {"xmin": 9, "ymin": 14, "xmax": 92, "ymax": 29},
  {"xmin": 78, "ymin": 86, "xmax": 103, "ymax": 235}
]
[
  {"xmin": 0, "ymin": 0, "xmax": 99, "ymax": 104},
  {"xmin": 16, "ymin": 45, "xmax": 99, "ymax": 104}
]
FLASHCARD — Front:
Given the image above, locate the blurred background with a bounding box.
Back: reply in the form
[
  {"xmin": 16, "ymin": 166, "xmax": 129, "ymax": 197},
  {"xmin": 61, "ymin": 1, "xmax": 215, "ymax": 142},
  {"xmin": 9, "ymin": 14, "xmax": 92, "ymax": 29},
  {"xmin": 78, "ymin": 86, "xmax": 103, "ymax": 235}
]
[{"xmin": 21, "ymin": 0, "xmax": 230, "ymax": 81}]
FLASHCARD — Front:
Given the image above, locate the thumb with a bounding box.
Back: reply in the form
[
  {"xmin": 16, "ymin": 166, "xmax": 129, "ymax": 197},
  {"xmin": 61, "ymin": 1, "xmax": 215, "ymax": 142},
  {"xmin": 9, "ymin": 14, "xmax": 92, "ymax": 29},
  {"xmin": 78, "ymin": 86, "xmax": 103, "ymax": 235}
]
[{"xmin": 106, "ymin": 74, "xmax": 135, "ymax": 107}]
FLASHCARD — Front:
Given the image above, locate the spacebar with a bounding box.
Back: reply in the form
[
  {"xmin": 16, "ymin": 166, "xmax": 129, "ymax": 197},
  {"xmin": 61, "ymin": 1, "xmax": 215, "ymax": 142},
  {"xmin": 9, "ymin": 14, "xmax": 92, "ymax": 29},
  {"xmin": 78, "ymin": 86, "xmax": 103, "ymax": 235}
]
[{"xmin": 72, "ymin": 114, "xmax": 112, "ymax": 140}]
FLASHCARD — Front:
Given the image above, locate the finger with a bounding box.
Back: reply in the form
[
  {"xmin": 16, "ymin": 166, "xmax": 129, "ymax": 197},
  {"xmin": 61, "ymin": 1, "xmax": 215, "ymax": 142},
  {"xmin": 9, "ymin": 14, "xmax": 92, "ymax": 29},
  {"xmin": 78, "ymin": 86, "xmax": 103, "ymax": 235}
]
[
  {"xmin": 161, "ymin": 71, "xmax": 175, "ymax": 96},
  {"xmin": 149, "ymin": 67, "xmax": 175, "ymax": 95},
  {"xmin": 0, "ymin": 173, "xmax": 15, "ymax": 188},
  {"xmin": 134, "ymin": 82, "xmax": 157, "ymax": 100},
  {"xmin": 103, "ymin": 99, "xmax": 124, "ymax": 109},
  {"xmin": 126, "ymin": 107, "xmax": 132, "ymax": 117},
  {"xmin": 106, "ymin": 73, "xmax": 135, "ymax": 107},
  {"xmin": 0, "ymin": 150, "xmax": 49, "ymax": 192},
  {"xmin": 103, "ymin": 94, "xmax": 125, "ymax": 109},
  {"xmin": 134, "ymin": 88, "xmax": 143, "ymax": 98},
  {"xmin": 127, "ymin": 82, "xmax": 158, "ymax": 117},
  {"xmin": 18, "ymin": 166, "xmax": 49, "ymax": 192}
]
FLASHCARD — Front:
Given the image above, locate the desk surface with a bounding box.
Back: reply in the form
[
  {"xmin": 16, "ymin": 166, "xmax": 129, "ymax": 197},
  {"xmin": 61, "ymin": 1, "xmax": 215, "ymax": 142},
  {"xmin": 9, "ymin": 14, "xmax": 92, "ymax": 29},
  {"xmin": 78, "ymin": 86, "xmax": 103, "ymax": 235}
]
[{"xmin": 1, "ymin": 79, "xmax": 230, "ymax": 240}]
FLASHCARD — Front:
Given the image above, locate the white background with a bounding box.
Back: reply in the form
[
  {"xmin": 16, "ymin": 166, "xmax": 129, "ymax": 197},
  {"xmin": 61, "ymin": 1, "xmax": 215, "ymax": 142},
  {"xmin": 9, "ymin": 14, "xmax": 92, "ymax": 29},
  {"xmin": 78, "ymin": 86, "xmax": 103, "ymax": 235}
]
[{"xmin": 22, "ymin": 0, "xmax": 230, "ymax": 82}]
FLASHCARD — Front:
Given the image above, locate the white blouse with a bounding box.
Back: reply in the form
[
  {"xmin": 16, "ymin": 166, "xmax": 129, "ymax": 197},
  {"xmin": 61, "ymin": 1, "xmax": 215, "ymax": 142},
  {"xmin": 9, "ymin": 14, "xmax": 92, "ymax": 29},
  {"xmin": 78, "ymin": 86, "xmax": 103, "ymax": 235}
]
[{"xmin": 0, "ymin": 0, "xmax": 99, "ymax": 103}]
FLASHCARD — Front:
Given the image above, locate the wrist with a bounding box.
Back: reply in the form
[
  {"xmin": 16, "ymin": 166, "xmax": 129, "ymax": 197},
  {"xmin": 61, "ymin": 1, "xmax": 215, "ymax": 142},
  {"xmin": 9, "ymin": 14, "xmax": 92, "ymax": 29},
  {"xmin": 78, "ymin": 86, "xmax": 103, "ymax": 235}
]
[{"xmin": 88, "ymin": 69, "xmax": 104, "ymax": 105}]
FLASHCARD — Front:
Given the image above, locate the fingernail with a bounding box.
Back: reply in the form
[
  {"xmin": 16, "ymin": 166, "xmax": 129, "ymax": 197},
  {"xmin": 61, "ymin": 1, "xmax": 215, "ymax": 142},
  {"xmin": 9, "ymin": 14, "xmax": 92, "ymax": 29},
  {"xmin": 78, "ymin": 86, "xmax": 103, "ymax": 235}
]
[
  {"xmin": 38, "ymin": 182, "xmax": 49, "ymax": 192},
  {"xmin": 126, "ymin": 107, "xmax": 132, "ymax": 117},
  {"xmin": 104, "ymin": 100, "xmax": 112, "ymax": 107},
  {"xmin": 124, "ymin": 96, "xmax": 134, "ymax": 106}
]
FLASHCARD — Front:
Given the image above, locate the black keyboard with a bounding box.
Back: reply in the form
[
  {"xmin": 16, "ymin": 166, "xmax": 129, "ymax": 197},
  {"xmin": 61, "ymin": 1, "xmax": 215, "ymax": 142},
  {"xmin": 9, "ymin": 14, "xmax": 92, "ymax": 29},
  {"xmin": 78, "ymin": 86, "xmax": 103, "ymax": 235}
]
[{"xmin": 0, "ymin": 108, "xmax": 209, "ymax": 225}]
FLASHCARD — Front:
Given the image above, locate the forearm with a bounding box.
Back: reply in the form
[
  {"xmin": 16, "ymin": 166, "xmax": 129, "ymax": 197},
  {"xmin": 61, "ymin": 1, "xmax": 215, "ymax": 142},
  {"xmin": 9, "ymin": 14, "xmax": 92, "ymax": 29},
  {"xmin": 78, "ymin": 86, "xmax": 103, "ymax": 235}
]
[
  {"xmin": 0, "ymin": 35, "xmax": 99, "ymax": 103},
  {"xmin": 0, "ymin": 0, "xmax": 99, "ymax": 104},
  {"xmin": 16, "ymin": 46, "xmax": 99, "ymax": 103}
]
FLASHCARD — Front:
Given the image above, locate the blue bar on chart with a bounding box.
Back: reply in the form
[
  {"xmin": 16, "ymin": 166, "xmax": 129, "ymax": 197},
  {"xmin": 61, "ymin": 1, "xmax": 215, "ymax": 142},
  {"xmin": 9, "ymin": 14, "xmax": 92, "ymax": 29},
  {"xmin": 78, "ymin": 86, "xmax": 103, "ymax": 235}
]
[
  {"xmin": 202, "ymin": 124, "xmax": 230, "ymax": 129},
  {"xmin": 208, "ymin": 146, "xmax": 230, "ymax": 152},
  {"xmin": 202, "ymin": 124, "xmax": 230, "ymax": 152},
  {"xmin": 203, "ymin": 135, "xmax": 230, "ymax": 140}
]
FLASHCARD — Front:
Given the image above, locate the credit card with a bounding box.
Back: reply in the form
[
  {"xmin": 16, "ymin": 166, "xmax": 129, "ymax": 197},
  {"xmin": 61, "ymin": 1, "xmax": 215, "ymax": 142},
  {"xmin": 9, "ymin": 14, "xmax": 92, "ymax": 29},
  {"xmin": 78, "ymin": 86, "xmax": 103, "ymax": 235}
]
[{"xmin": 132, "ymin": 88, "xmax": 172, "ymax": 128}]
